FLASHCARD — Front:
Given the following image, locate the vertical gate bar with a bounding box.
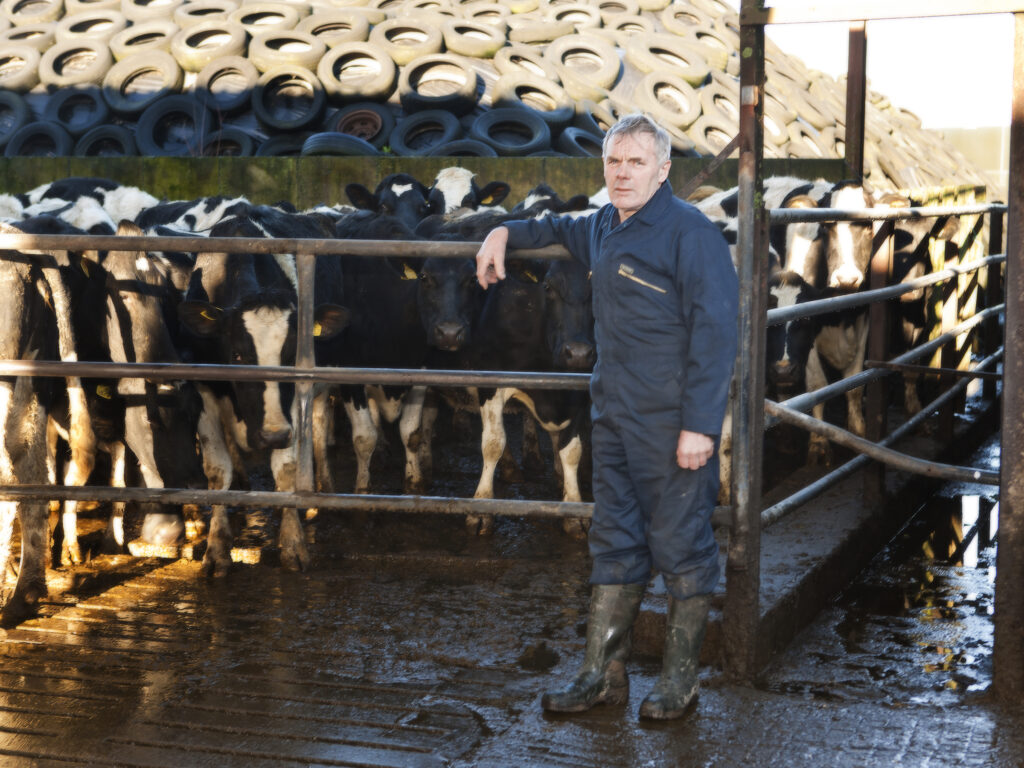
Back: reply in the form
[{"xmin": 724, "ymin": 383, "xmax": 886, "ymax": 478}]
[
  {"xmin": 864, "ymin": 222, "xmax": 893, "ymax": 505},
  {"xmin": 939, "ymin": 240, "xmax": 959, "ymax": 441},
  {"xmin": 295, "ymin": 251, "xmax": 315, "ymax": 494},
  {"xmin": 994, "ymin": 10, "xmax": 1024, "ymax": 701},
  {"xmin": 984, "ymin": 209, "xmax": 1004, "ymax": 400},
  {"xmin": 844, "ymin": 21, "xmax": 867, "ymax": 181},
  {"xmin": 724, "ymin": 8, "xmax": 766, "ymax": 681}
]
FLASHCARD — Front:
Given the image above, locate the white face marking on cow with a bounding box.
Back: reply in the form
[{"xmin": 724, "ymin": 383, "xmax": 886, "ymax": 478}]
[
  {"xmin": 135, "ymin": 256, "xmax": 150, "ymax": 272},
  {"xmin": 785, "ymin": 223, "xmax": 817, "ymax": 277},
  {"xmin": 770, "ymin": 283, "xmax": 801, "ymax": 363},
  {"xmin": 434, "ymin": 168, "xmax": 474, "ymax": 214},
  {"xmin": 243, "ymin": 307, "xmax": 293, "ymax": 433},
  {"xmin": 390, "ymin": 183, "xmax": 414, "ymax": 198}
]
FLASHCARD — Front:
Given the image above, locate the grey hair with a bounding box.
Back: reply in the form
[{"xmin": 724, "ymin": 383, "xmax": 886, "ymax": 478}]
[{"xmin": 602, "ymin": 113, "xmax": 671, "ymax": 166}]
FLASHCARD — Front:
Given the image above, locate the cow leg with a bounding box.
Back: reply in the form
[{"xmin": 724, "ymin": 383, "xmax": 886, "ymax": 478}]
[
  {"xmin": 718, "ymin": 405, "xmax": 733, "ymax": 506},
  {"xmin": 60, "ymin": 438, "xmax": 96, "ymax": 567},
  {"xmin": 272, "ymin": 446, "xmax": 308, "ymax": 572},
  {"xmin": 0, "ymin": 501, "xmax": 16, "ymax": 607},
  {"xmin": 46, "ymin": 416, "xmax": 60, "ymax": 514},
  {"xmin": 844, "ymin": 319, "xmax": 869, "ymax": 438},
  {"xmin": 904, "ymin": 374, "xmax": 922, "ymax": 416},
  {"xmin": 4, "ymin": 501, "xmax": 48, "ymax": 625},
  {"xmin": 101, "ymin": 441, "xmax": 127, "ymax": 554},
  {"xmin": 555, "ymin": 428, "xmax": 588, "ymax": 540},
  {"xmin": 399, "ymin": 385, "xmax": 429, "ymax": 493},
  {"xmin": 416, "ymin": 391, "xmax": 438, "ymax": 491},
  {"xmin": 313, "ymin": 387, "xmax": 334, "ymax": 493},
  {"xmin": 472, "ymin": 390, "xmax": 512, "ymax": 535},
  {"xmin": 521, "ymin": 414, "xmax": 545, "ymax": 474},
  {"xmin": 805, "ymin": 347, "xmax": 831, "ymax": 465},
  {"xmin": 197, "ymin": 392, "xmax": 234, "ymax": 578},
  {"xmin": 343, "ymin": 399, "xmax": 377, "ymax": 494}
]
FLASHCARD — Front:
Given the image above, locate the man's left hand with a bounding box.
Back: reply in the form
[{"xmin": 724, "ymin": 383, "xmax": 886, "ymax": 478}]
[{"xmin": 676, "ymin": 430, "xmax": 714, "ymax": 470}]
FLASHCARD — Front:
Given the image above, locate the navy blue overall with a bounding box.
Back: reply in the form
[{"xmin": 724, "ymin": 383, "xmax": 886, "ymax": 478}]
[{"xmin": 505, "ymin": 182, "xmax": 738, "ymax": 600}]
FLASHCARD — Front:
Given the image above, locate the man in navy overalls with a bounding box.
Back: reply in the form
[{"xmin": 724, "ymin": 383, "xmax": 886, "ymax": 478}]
[{"xmin": 476, "ymin": 114, "xmax": 738, "ymax": 720}]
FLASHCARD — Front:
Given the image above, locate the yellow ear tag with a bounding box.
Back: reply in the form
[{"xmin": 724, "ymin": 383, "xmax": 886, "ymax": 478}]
[
  {"xmin": 524, "ymin": 270, "xmax": 538, "ymax": 283},
  {"xmin": 313, "ymin": 322, "xmax": 323, "ymax": 337},
  {"xmin": 200, "ymin": 309, "xmax": 216, "ymax": 321},
  {"xmin": 96, "ymin": 385, "xmax": 112, "ymax": 400},
  {"xmin": 80, "ymin": 260, "xmax": 89, "ymax": 277},
  {"xmin": 402, "ymin": 262, "xmax": 417, "ymax": 280},
  {"xmin": 481, "ymin": 194, "xmax": 495, "ymax": 205}
]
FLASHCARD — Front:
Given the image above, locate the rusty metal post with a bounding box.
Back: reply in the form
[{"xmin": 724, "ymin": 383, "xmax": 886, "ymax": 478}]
[
  {"xmin": 984, "ymin": 210, "xmax": 1005, "ymax": 400},
  {"xmin": 994, "ymin": 11, "xmax": 1024, "ymax": 701},
  {"xmin": 724, "ymin": 8, "xmax": 767, "ymax": 681},
  {"xmin": 844, "ymin": 21, "xmax": 867, "ymax": 181},
  {"xmin": 938, "ymin": 240, "xmax": 960, "ymax": 441},
  {"xmin": 295, "ymin": 251, "xmax": 315, "ymax": 495},
  {"xmin": 863, "ymin": 222, "xmax": 893, "ymax": 505}
]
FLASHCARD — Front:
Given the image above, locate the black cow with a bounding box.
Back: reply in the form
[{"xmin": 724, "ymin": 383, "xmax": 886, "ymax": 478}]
[
  {"xmin": 178, "ymin": 208, "xmax": 349, "ymax": 576},
  {"xmin": 346, "ymin": 173, "xmax": 432, "ymax": 232}
]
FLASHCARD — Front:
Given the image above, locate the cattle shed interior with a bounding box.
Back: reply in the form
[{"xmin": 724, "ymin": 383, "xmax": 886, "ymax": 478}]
[{"xmin": 0, "ymin": 0, "xmax": 1021, "ymax": 737}]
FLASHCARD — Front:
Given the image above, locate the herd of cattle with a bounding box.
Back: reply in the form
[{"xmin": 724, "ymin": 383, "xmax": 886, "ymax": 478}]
[{"xmin": 0, "ymin": 169, "xmax": 961, "ymax": 623}]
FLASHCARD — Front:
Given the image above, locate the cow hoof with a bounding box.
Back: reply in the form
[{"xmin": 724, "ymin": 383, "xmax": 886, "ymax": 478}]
[
  {"xmin": 99, "ymin": 531, "xmax": 125, "ymax": 556},
  {"xmin": 465, "ymin": 514, "xmax": 494, "ymax": 536},
  {"xmin": 140, "ymin": 513, "xmax": 185, "ymax": 546},
  {"xmin": 404, "ymin": 477, "xmax": 430, "ymax": 495},
  {"xmin": 61, "ymin": 542, "xmax": 83, "ymax": 567},
  {"xmin": 201, "ymin": 553, "xmax": 231, "ymax": 579},
  {"xmin": 280, "ymin": 545, "xmax": 310, "ymax": 573},
  {"xmin": 808, "ymin": 443, "xmax": 832, "ymax": 466},
  {"xmin": 561, "ymin": 517, "xmax": 589, "ymax": 540},
  {"xmin": 498, "ymin": 460, "xmax": 524, "ymax": 483}
]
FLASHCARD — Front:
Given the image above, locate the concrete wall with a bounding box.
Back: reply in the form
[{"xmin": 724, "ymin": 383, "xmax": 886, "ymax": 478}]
[
  {"xmin": 939, "ymin": 126, "xmax": 1010, "ymax": 201},
  {"xmin": 0, "ymin": 157, "xmax": 845, "ymax": 208}
]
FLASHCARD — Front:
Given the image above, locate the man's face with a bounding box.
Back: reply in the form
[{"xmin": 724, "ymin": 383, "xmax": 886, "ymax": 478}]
[{"xmin": 603, "ymin": 132, "xmax": 671, "ymax": 221}]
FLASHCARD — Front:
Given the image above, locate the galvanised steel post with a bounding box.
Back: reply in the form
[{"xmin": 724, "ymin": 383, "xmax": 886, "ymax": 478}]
[
  {"xmin": 994, "ymin": 10, "xmax": 1024, "ymax": 701},
  {"xmin": 724, "ymin": 5, "xmax": 767, "ymax": 680},
  {"xmin": 295, "ymin": 251, "xmax": 315, "ymax": 496}
]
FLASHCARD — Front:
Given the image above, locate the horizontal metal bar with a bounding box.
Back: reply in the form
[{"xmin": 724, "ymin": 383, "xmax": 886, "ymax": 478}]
[
  {"xmin": 764, "ymin": 401, "xmax": 999, "ymax": 485},
  {"xmin": 767, "ymin": 256, "xmax": 1004, "ymax": 326},
  {"xmin": 768, "ymin": 305, "xmax": 1002, "ymax": 427},
  {"xmin": 768, "ymin": 203, "xmax": 1003, "ymax": 224},
  {"xmin": 0, "ymin": 485, "xmax": 733, "ymax": 530},
  {"xmin": 761, "ymin": 349, "xmax": 1003, "ymax": 527},
  {"xmin": 0, "ymin": 360, "xmax": 592, "ymax": 389},
  {"xmin": 864, "ymin": 360, "xmax": 1003, "ymax": 381},
  {"xmin": 742, "ymin": 1, "xmax": 1023, "ymax": 25},
  {"xmin": 0, "ymin": 233, "xmax": 570, "ymax": 261}
]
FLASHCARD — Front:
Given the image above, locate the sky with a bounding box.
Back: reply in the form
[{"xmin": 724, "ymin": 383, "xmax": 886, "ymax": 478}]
[{"xmin": 722, "ymin": 4, "xmax": 1015, "ymax": 130}]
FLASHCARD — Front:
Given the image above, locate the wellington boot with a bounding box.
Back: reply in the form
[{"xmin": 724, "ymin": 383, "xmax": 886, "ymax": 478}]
[
  {"xmin": 639, "ymin": 593, "xmax": 710, "ymax": 720},
  {"xmin": 541, "ymin": 583, "xmax": 645, "ymax": 713}
]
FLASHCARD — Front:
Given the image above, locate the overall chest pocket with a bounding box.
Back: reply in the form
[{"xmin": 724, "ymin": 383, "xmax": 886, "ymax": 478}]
[{"xmin": 617, "ymin": 263, "xmax": 668, "ymax": 294}]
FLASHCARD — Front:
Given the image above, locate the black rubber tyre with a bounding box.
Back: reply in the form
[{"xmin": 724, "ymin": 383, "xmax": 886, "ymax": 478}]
[
  {"xmin": 0, "ymin": 89, "xmax": 31, "ymax": 150},
  {"xmin": 469, "ymin": 107, "xmax": 550, "ymax": 157},
  {"xmin": 317, "ymin": 41, "xmax": 396, "ymax": 102},
  {"xmin": 426, "ymin": 138, "xmax": 497, "ymax": 157},
  {"xmin": 632, "ymin": 70, "xmax": 701, "ymax": 130},
  {"xmin": 42, "ymin": 84, "xmax": 110, "ymax": 137},
  {"xmin": 555, "ymin": 126, "xmax": 601, "ymax": 157},
  {"xmin": 169, "ymin": 19, "xmax": 246, "ymax": 72},
  {"xmin": 440, "ymin": 18, "xmax": 504, "ymax": 58},
  {"xmin": 194, "ymin": 55, "xmax": 258, "ymax": 115},
  {"xmin": 1, "ymin": 0, "xmax": 62, "ymax": 27},
  {"xmin": 625, "ymin": 34, "xmax": 710, "ymax": 87},
  {"xmin": 39, "ymin": 39, "xmax": 113, "ymax": 88},
  {"xmin": 368, "ymin": 17, "xmax": 442, "ymax": 66},
  {"xmin": 507, "ymin": 18, "xmax": 573, "ymax": 44},
  {"xmin": 300, "ymin": 131, "xmax": 379, "ymax": 156},
  {"xmin": 4, "ymin": 120, "xmax": 74, "ymax": 157},
  {"xmin": 543, "ymin": 33, "xmax": 620, "ymax": 94},
  {"xmin": 572, "ymin": 99, "xmax": 613, "ymax": 138},
  {"xmin": 199, "ymin": 125, "xmax": 256, "ymax": 155},
  {"xmin": 102, "ymin": 50, "xmax": 183, "ymax": 115},
  {"xmin": 248, "ymin": 28, "xmax": 326, "ymax": 73},
  {"xmin": 686, "ymin": 112, "xmax": 735, "ymax": 157},
  {"xmin": 55, "ymin": 10, "xmax": 128, "ymax": 45},
  {"xmin": 121, "ymin": 0, "xmax": 185, "ymax": 22},
  {"xmin": 322, "ymin": 100, "xmax": 395, "ymax": 148},
  {"xmin": 659, "ymin": 3, "xmax": 713, "ymax": 35},
  {"xmin": 172, "ymin": 0, "xmax": 236, "ymax": 28},
  {"xmin": 74, "ymin": 123, "xmax": 137, "ymax": 155},
  {"xmin": 294, "ymin": 9, "xmax": 368, "ymax": 47},
  {"xmin": 66, "ymin": 0, "xmax": 121, "ymax": 14},
  {"xmin": 493, "ymin": 43, "xmax": 560, "ymax": 83},
  {"xmin": 545, "ymin": 2, "xmax": 600, "ymax": 32},
  {"xmin": 253, "ymin": 131, "xmax": 310, "ymax": 156},
  {"xmin": 785, "ymin": 120, "xmax": 833, "ymax": 160},
  {"xmin": 398, "ymin": 53, "xmax": 478, "ymax": 115},
  {"xmin": 135, "ymin": 94, "xmax": 213, "ymax": 155},
  {"xmin": 463, "ymin": 3, "xmax": 509, "ymax": 30},
  {"xmin": 491, "ymin": 72, "xmax": 574, "ymax": 132},
  {"xmin": 607, "ymin": 12, "xmax": 652, "ymax": 42},
  {"xmin": 108, "ymin": 18, "xmax": 177, "ymax": 60},
  {"xmin": 0, "ymin": 21, "xmax": 54, "ymax": 50},
  {"xmin": 226, "ymin": 1, "xmax": 300, "ymax": 34},
  {"xmin": 0, "ymin": 43, "xmax": 39, "ymax": 91},
  {"xmin": 252, "ymin": 64, "xmax": 326, "ymax": 131},
  {"xmin": 387, "ymin": 109, "xmax": 461, "ymax": 156}
]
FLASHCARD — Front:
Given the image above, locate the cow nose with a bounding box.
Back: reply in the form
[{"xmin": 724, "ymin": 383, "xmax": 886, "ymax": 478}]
[
  {"xmin": 559, "ymin": 342, "xmax": 596, "ymax": 371},
  {"xmin": 433, "ymin": 322, "xmax": 466, "ymax": 351},
  {"xmin": 773, "ymin": 360, "xmax": 794, "ymax": 379},
  {"xmin": 829, "ymin": 266, "xmax": 864, "ymax": 291},
  {"xmin": 260, "ymin": 427, "xmax": 293, "ymax": 449}
]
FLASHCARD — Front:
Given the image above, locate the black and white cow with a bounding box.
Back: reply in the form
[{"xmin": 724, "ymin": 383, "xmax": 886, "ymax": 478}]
[
  {"xmin": 0, "ymin": 217, "xmax": 93, "ymax": 624},
  {"xmin": 346, "ymin": 173, "xmax": 433, "ymax": 232},
  {"xmin": 135, "ymin": 195, "xmax": 253, "ymax": 232},
  {"xmin": 178, "ymin": 207, "xmax": 349, "ymax": 576},
  {"xmin": 426, "ymin": 167, "xmax": 511, "ymax": 217}
]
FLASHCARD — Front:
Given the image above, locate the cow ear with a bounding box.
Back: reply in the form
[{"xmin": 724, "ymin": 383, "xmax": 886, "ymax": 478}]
[
  {"xmin": 313, "ymin": 304, "xmax": 350, "ymax": 339},
  {"xmin": 179, "ymin": 301, "xmax": 222, "ymax": 337},
  {"xmin": 117, "ymin": 220, "xmax": 143, "ymax": 237},
  {"xmin": 506, "ymin": 258, "xmax": 546, "ymax": 284},
  {"xmin": 561, "ymin": 194, "xmax": 591, "ymax": 212},
  {"xmin": 478, "ymin": 182, "xmax": 510, "ymax": 207},
  {"xmin": 345, "ymin": 184, "xmax": 377, "ymax": 211},
  {"xmin": 935, "ymin": 216, "xmax": 960, "ymax": 241}
]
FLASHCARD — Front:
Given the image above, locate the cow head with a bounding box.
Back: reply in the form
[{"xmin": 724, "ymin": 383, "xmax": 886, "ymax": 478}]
[
  {"xmin": 427, "ymin": 167, "xmax": 511, "ymax": 216},
  {"xmin": 346, "ymin": 173, "xmax": 431, "ymax": 231},
  {"xmin": 821, "ymin": 181, "xmax": 874, "ymax": 291},
  {"xmin": 778, "ymin": 193, "xmax": 825, "ymax": 288},
  {"xmin": 542, "ymin": 259, "xmax": 595, "ymax": 372},
  {"xmin": 766, "ymin": 270, "xmax": 819, "ymax": 399},
  {"xmin": 417, "ymin": 257, "xmax": 483, "ymax": 353}
]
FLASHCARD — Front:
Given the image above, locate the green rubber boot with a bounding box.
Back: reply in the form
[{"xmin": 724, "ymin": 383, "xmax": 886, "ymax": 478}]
[
  {"xmin": 639, "ymin": 593, "xmax": 711, "ymax": 720},
  {"xmin": 541, "ymin": 583, "xmax": 645, "ymax": 713}
]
